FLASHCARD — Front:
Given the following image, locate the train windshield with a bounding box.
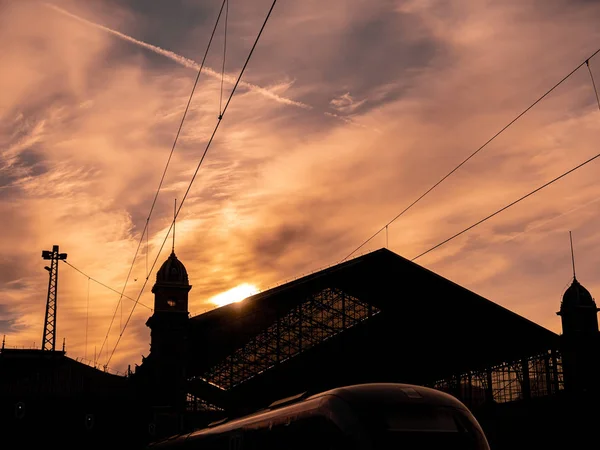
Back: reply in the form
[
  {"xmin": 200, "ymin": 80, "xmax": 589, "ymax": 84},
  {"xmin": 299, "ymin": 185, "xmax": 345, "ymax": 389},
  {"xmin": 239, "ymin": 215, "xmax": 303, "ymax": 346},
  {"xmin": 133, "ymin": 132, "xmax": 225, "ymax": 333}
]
[{"xmin": 363, "ymin": 405, "xmax": 489, "ymax": 450}]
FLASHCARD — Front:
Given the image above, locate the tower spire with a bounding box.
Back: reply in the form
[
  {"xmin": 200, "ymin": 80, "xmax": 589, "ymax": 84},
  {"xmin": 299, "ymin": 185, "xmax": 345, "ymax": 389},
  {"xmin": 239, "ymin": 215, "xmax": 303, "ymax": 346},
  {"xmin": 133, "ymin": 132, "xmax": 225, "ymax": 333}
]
[
  {"xmin": 569, "ymin": 231, "xmax": 576, "ymax": 280},
  {"xmin": 173, "ymin": 198, "xmax": 176, "ymax": 254}
]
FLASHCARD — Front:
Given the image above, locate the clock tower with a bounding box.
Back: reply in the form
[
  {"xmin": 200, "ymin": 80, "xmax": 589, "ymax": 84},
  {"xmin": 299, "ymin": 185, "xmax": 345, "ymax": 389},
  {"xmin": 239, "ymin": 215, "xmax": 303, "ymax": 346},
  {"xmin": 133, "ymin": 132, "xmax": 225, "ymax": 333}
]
[
  {"xmin": 145, "ymin": 249, "xmax": 191, "ymax": 426},
  {"xmin": 147, "ymin": 250, "xmax": 191, "ymax": 356}
]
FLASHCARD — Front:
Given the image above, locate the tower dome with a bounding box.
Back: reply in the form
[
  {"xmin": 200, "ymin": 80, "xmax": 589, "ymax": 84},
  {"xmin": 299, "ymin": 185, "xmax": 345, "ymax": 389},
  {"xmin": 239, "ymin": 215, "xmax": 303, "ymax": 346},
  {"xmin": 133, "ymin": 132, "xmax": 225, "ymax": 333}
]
[
  {"xmin": 155, "ymin": 251, "xmax": 189, "ymax": 286},
  {"xmin": 561, "ymin": 278, "xmax": 597, "ymax": 310},
  {"xmin": 557, "ymin": 276, "xmax": 599, "ymax": 338}
]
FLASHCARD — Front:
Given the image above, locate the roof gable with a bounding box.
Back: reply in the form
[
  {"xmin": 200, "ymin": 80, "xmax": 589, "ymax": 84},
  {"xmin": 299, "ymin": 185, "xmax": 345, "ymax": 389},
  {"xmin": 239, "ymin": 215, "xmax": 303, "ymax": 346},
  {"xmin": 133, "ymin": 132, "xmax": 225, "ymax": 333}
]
[{"xmin": 188, "ymin": 249, "xmax": 558, "ymax": 377}]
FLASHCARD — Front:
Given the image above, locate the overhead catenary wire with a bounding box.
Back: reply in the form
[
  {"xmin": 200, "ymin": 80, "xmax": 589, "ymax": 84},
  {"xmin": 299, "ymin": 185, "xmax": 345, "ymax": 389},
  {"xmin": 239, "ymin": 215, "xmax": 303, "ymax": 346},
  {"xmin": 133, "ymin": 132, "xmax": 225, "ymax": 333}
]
[
  {"xmin": 586, "ymin": 59, "xmax": 600, "ymax": 110},
  {"xmin": 411, "ymin": 150, "xmax": 600, "ymax": 262},
  {"xmin": 85, "ymin": 276, "xmax": 90, "ymax": 361},
  {"xmin": 341, "ymin": 47, "xmax": 600, "ymax": 263},
  {"xmin": 219, "ymin": 0, "xmax": 229, "ymax": 117},
  {"xmin": 105, "ymin": 0, "xmax": 279, "ymax": 367},
  {"xmin": 453, "ymin": 194, "xmax": 600, "ymax": 256},
  {"xmin": 146, "ymin": 222, "xmax": 149, "ymax": 279},
  {"xmin": 96, "ymin": 0, "xmax": 228, "ymax": 364},
  {"xmin": 61, "ymin": 260, "xmax": 152, "ymax": 311}
]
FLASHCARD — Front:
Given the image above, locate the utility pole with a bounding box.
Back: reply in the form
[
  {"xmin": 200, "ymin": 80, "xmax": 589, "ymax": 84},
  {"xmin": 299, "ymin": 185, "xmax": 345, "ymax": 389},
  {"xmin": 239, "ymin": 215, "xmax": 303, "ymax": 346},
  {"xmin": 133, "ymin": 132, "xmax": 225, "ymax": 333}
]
[{"xmin": 41, "ymin": 245, "xmax": 67, "ymax": 351}]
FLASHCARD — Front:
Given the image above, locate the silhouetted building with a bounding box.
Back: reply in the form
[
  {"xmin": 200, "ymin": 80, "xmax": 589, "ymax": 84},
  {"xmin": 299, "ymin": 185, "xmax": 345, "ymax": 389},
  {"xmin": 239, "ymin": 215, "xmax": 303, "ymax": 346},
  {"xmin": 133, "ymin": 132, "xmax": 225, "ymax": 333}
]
[
  {"xmin": 0, "ymin": 348, "xmax": 140, "ymax": 448},
  {"xmin": 557, "ymin": 276, "xmax": 600, "ymax": 393},
  {"xmin": 6, "ymin": 245, "xmax": 600, "ymax": 449},
  {"xmin": 182, "ymin": 248, "xmax": 562, "ymax": 411},
  {"xmin": 134, "ymin": 250, "xmax": 193, "ymax": 438},
  {"xmin": 138, "ymin": 247, "xmax": 566, "ymax": 439}
]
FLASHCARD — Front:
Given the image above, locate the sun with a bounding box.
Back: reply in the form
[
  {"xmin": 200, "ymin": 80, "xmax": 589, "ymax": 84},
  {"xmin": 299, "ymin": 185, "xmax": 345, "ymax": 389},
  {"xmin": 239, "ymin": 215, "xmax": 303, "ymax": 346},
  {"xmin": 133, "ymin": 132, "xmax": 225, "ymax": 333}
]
[{"xmin": 210, "ymin": 283, "xmax": 260, "ymax": 307}]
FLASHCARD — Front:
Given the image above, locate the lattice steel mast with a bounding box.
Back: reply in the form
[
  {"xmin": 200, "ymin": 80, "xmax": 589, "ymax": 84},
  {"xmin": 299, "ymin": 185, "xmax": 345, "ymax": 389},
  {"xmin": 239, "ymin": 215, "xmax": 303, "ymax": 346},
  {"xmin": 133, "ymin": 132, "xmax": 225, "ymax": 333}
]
[{"xmin": 41, "ymin": 245, "xmax": 67, "ymax": 351}]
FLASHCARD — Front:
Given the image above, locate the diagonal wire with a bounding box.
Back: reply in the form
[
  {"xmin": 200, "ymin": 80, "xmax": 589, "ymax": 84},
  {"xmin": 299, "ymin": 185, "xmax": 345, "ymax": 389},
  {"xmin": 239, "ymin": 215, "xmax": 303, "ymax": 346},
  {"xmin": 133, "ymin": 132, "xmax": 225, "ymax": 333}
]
[
  {"xmin": 586, "ymin": 59, "xmax": 600, "ymax": 110},
  {"xmin": 219, "ymin": 0, "xmax": 229, "ymax": 116},
  {"xmin": 61, "ymin": 260, "xmax": 152, "ymax": 310},
  {"xmin": 85, "ymin": 276, "xmax": 89, "ymax": 361},
  {"xmin": 97, "ymin": 0, "xmax": 228, "ymax": 364},
  {"xmin": 106, "ymin": 0, "xmax": 279, "ymax": 367},
  {"xmin": 61, "ymin": 259, "xmax": 152, "ymax": 311},
  {"xmin": 411, "ymin": 150, "xmax": 600, "ymax": 261},
  {"xmin": 341, "ymin": 47, "xmax": 600, "ymax": 262},
  {"xmin": 146, "ymin": 222, "xmax": 149, "ymax": 278}
]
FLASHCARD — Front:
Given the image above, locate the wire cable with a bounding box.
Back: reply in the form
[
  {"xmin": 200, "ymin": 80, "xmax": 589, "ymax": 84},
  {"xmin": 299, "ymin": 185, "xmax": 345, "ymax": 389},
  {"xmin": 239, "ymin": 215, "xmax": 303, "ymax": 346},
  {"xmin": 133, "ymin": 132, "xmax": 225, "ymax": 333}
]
[
  {"xmin": 106, "ymin": 0, "xmax": 279, "ymax": 367},
  {"xmin": 586, "ymin": 59, "xmax": 600, "ymax": 110},
  {"xmin": 146, "ymin": 223, "xmax": 149, "ymax": 278},
  {"xmin": 97, "ymin": 0, "xmax": 228, "ymax": 364},
  {"xmin": 61, "ymin": 260, "xmax": 152, "ymax": 310},
  {"xmin": 85, "ymin": 276, "xmax": 90, "ymax": 361},
  {"xmin": 219, "ymin": 0, "xmax": 229, "ymax": 117},
  {"xmin": 341, "ymin": 47, "xmax": 600, "ymax": 262},
  {"xmin": 411, "ymin": 150, "xmax": 600, "ymax": 261}
]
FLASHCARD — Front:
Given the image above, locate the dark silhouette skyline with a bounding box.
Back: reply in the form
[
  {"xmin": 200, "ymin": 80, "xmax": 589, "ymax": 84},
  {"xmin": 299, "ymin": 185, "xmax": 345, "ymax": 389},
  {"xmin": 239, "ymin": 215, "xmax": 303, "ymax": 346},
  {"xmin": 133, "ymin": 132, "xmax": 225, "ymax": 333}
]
[
  {"xmin": 3, "ymin": 1, "xmax": 600, "ymax": 448},
  {"xmin": 2, "ymin": 245, "xmax": 600, "ymax": 448}
]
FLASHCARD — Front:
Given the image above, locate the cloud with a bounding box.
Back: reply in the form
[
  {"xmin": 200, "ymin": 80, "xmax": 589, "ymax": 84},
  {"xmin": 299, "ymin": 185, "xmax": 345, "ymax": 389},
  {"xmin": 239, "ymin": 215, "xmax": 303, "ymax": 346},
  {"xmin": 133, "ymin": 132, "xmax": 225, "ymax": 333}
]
[
  {"xmin": 3, "ymin": 0, "xmax": 600, "ymax": 374},
  {"xmin": 329, "ymin": 92, "xmax": 367, "ymax": 114},
  {"xmin": 41, "ymin": 2, "xmax": 390, "ymax": 134},
  {"xmin": 44, "ymin": 3, "xmax": 312, "ymax": 110}
]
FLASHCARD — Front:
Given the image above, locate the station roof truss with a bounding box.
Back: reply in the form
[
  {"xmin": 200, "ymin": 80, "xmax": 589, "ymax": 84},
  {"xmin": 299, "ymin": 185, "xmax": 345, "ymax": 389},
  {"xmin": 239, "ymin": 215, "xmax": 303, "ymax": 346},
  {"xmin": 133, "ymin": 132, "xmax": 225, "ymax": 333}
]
[{"xmin": 186, "ymin": 248, "xmax": 559, "ymax": 401}]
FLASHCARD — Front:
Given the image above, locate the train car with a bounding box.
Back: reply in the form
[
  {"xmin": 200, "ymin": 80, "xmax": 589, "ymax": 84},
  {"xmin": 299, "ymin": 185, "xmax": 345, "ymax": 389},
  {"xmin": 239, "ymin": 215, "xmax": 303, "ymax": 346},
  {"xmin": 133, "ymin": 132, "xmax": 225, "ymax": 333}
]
[{"xmin": 148, "ymin": 383, "xmax": 491, "ymax": 450}]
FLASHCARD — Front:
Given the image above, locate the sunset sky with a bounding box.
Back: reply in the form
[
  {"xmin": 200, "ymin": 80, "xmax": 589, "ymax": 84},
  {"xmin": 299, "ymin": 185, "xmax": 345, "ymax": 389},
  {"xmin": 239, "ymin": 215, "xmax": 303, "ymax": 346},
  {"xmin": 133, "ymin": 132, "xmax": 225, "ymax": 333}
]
[{"xmin": 2, "ymin": 0, "xmax": 600, "ymax": 373}]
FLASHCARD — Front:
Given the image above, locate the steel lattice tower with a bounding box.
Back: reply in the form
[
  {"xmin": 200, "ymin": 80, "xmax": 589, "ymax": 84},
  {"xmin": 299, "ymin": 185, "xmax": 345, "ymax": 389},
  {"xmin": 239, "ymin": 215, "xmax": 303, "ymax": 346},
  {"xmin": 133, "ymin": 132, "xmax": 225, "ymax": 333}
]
[{"xmin": 41, "ymin": 245, "xmax": 67, "ymax": 351}]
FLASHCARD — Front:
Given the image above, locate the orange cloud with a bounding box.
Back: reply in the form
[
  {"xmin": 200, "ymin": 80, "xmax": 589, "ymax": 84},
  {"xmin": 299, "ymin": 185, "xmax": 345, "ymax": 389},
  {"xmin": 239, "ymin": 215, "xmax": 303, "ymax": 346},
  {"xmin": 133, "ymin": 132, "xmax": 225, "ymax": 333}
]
[{"xmin": 2, "ymin": 0, "xmax": 600, "ymax": 373}]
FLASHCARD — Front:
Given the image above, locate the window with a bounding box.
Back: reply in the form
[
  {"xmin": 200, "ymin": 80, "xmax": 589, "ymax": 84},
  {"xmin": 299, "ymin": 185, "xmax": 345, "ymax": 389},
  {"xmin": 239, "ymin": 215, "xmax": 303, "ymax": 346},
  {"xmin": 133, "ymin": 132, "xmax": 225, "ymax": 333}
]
[
  {"xmin": 84, "ymin": 413, "xmax": 95, "ymax": 430},
  {"xmin": 384, "ymin": 406, "xmax": 459, "ymax": 431},
  {"xmin": 187, "ymin": 416, "xmax": 355, "ymax": 450},
  {"xmin": 362, "ymin": 405, "xmax": 488, "ymax": 450},
  {"xmin": 229, "ymin": 433, "xmax": 243, "ymax": 450},
  {"xmin": 243, "ymin": 416, "xmax": 350, "ymax": 450}
]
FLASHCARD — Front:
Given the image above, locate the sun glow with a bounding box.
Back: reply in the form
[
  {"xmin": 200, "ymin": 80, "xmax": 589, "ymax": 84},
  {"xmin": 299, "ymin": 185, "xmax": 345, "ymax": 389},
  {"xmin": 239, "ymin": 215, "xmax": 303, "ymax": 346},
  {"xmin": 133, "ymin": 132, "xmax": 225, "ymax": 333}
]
[{"xmin": 210, "ymin": 283, "xmax": 260, "ymax": 307}]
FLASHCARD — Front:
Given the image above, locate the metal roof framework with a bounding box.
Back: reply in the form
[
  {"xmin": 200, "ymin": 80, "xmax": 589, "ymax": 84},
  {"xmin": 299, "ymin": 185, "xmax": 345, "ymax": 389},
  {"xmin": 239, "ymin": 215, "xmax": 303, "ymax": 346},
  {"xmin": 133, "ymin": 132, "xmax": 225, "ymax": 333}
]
[{"xmin": 185, "ymin": 248, "xmax": 560, "ymax": 407}]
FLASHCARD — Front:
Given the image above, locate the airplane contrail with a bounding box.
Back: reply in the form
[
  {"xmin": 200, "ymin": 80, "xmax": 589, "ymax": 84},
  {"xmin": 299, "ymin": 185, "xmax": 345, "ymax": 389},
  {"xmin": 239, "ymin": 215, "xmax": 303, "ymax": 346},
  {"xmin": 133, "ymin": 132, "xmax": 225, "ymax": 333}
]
[{"xmin": 44, "ymin": 3, "xmax": 312, "ymax": 110}]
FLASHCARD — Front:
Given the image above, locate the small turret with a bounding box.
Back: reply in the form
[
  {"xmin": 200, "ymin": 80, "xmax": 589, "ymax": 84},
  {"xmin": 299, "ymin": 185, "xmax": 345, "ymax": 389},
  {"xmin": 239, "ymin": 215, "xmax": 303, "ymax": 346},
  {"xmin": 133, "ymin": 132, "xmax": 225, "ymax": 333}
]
[{"xmin": 556, "ymin": 232, "xmax": 600, "ymax": 394}]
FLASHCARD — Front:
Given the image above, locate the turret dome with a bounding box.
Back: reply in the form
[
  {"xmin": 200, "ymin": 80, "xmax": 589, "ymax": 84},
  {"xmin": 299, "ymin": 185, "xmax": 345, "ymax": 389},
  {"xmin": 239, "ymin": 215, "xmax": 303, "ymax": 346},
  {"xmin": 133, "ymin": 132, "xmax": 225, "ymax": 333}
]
[
  {"xmin": 561, "ymin": 278, "xmax": 596, "ymax": 310},
  {"xmin": 155, "ymin": 251, "xmax": 189, "ymax": 286}
]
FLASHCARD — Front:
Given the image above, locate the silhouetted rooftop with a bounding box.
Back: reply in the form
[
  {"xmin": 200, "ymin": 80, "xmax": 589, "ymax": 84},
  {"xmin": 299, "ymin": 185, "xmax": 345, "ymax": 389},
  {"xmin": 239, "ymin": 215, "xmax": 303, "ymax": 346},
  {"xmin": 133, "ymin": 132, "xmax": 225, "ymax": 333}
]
[
  {"xmin": 0, "ymin": 348, "xmax": 127, "ymax": 396},
  {"xmin": 187, "ymin": 248, "xmax": 559, "ymax": 380}
]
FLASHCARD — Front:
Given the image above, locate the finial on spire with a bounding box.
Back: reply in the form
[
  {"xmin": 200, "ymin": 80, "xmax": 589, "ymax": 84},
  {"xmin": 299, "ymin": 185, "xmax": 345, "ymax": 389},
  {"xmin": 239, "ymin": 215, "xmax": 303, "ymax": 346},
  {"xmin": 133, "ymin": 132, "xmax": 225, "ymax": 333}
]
[
  {"xmin": 569, "ymin": 230, "xmax": 576, "ymax": 280},
  {"xmin": 173, "ymin": 198, "xmax": 177, "ymax": 254}
]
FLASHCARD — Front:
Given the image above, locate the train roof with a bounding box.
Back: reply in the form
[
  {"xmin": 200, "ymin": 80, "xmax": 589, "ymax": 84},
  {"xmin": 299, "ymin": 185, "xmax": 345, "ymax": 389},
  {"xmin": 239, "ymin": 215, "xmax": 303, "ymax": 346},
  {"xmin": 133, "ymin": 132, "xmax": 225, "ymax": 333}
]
[
  {"xmin": 311, "ymin": 383, "xmax": 469, "ymax": 410},
  {"xmin": 148, "ymin": 383, "xmax": 474, "ymax": 448}
]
